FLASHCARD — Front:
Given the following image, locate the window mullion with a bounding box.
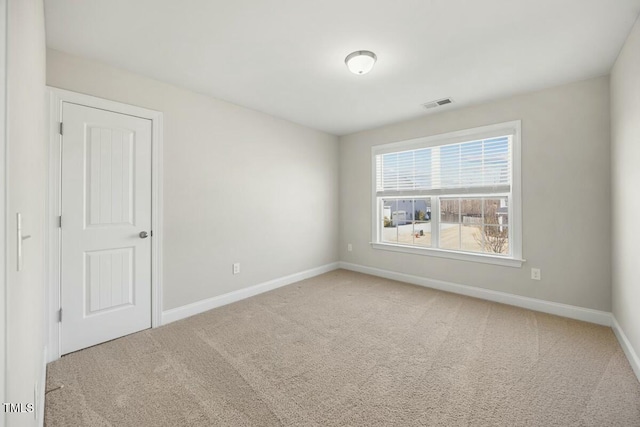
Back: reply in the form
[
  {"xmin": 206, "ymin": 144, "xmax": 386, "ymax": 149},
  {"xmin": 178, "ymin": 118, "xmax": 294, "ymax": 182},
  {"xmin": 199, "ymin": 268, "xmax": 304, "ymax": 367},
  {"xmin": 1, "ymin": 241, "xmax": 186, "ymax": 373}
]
[
  {"xmin": 432, "ymin": 196, "xmax": 440, "ymax": 249},
  {"xmin": 457, "ymin": 198, "xmax": 462, "ymax": 250},
  {"xmin": 481, "ymin": 197, "xmax": 485, "ymax": 252}
]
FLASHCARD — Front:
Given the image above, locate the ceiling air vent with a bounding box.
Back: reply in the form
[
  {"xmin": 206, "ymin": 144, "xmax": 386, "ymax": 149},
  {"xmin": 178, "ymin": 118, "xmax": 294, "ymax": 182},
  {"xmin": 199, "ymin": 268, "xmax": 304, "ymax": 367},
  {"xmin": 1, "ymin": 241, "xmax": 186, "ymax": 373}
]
[{"xmin": 422, "ymin": 98, "xmax": 454, "ymax": 110}]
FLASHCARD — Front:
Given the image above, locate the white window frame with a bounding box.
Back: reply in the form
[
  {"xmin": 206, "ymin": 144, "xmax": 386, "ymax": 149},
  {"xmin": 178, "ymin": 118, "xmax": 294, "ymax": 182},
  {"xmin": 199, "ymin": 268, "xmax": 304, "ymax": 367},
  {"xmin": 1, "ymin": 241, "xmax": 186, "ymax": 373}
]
[{"xmin": 370, "ymin": 120, "xmax": 524, "ymax": 268}]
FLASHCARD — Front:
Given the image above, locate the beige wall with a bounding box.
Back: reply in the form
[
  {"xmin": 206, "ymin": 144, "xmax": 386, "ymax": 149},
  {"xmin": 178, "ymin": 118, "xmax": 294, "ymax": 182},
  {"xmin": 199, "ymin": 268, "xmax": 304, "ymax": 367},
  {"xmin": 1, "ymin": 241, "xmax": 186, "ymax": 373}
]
[
  {"xmin": 339, "ymin": 76, "xmax": 611, "ymax": 311},
  {"xmin": 47, "ymin": 49, "xmax": 340, "ymax": 311},
  {"xmin": 611, "ymin": 17, "xmax": 640, "ymax": 359},
  {"xmin": 6, "ymin": 0, "xmax": 47, "ymax": 426}
]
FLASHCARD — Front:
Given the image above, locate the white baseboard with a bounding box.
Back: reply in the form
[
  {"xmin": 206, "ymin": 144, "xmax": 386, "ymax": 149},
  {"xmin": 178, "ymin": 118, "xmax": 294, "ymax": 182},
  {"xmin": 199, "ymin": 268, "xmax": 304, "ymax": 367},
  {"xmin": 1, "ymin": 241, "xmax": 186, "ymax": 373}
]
[
  {"xmin": 338, "ymin": 262, "xmax": 612, "ymax": 326},
  {"xmin": 611, "ymin": 316, "xmax": 640, "ymax": 383},
  {"xmin": 37, "ymin": 346, "xmax": 47, "ymax": 426},
  {"xmin": 161, "ymin": 262, "xmax": 340, "ymax": 325}
]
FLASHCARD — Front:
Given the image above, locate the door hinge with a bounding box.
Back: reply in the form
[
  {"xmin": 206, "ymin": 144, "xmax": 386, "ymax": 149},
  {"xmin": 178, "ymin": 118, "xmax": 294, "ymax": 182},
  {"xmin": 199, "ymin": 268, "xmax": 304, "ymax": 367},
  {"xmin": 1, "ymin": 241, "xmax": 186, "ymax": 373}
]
[
  {"xmin": 58, "ymin": 308, "xmax": 62, "ymax": 323},
  {"xmin": 59, "ymin": 122, "xmax": 64, "ymax": 135},
  {"xmin": 58, "ymin": 215, "xmax": 62, "ymax": 228}
]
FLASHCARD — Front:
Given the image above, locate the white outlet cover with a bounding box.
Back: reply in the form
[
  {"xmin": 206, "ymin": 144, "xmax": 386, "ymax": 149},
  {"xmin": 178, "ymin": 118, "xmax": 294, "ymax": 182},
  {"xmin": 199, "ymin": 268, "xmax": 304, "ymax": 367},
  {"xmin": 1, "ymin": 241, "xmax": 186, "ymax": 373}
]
[{"xmin": 531, "ymin": 268, "xmax": 541, "ymax": 280}]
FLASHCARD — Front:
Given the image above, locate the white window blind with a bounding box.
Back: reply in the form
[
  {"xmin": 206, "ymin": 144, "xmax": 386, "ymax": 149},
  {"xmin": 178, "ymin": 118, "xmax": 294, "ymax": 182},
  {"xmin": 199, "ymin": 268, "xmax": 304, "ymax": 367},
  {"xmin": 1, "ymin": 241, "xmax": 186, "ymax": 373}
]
[{"xmin": 376, "ymin": 136, "xmax": 512, "ymax": 196}]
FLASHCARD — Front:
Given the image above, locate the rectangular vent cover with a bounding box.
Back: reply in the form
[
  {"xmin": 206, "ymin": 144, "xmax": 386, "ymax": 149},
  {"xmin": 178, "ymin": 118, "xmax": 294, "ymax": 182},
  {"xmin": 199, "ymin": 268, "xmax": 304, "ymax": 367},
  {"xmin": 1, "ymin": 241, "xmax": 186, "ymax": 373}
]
[{"xmin": 422, "ymin": 98, "xmax": 454, "ymax": 109}]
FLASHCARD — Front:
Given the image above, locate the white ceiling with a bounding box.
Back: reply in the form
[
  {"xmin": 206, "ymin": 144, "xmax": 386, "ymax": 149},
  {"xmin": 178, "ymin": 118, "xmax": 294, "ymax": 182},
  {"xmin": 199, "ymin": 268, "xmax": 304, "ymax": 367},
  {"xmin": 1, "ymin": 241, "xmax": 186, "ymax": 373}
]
[{"xmin": 44, "ymin": 0, "xmax": 640, "ymax": 136}]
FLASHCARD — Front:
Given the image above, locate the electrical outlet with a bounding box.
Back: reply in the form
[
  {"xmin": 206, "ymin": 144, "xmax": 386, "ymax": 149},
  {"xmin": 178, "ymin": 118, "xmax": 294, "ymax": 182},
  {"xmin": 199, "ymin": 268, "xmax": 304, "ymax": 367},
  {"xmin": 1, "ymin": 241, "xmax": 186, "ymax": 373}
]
[
  {"xmin": 233, "ymin": 263, "xmax": 240, "ymax": 275},
  {"xmin": 531, "ymin": 268, "xmax": 541, "ymax": 281},
  {"xmin": 347, "ymin": 243, "xmax": 352, "ymax": 252}
]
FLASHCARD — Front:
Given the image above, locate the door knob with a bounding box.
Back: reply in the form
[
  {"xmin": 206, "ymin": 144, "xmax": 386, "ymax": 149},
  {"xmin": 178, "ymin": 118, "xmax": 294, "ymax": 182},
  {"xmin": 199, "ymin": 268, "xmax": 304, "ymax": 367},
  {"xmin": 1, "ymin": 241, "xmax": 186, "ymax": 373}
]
[{"xmin": 139, "ymin": 231, "xmax": 149, "ymax": 239}]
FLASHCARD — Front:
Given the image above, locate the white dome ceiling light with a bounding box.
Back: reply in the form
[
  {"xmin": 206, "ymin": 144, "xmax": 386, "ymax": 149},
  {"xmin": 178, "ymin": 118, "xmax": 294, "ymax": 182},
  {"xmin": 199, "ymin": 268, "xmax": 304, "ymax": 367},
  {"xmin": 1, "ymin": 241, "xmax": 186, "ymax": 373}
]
[{"xmin": 345, "ymin": 50, "xmax": 377, "ymax": 75}]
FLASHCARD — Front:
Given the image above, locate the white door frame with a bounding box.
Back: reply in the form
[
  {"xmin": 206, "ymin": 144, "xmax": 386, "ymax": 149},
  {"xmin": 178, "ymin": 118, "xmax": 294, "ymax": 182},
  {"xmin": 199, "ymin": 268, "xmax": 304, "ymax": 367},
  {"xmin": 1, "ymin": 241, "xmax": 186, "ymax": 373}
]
[
  {"xmin": 0, "ymin": 0, "xmax": 7, "ymax": 414},
  {"xmin": 46, "ymin": 87, "xmax": 163, "ymax": 362}
]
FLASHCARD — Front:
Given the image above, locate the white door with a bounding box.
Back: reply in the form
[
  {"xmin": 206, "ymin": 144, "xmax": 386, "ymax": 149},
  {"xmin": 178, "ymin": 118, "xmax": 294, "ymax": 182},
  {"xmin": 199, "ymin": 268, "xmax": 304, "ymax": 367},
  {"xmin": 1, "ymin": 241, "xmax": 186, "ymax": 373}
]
[{"xmin": 61, "ymin": 102, "xmax": 152, "ymax": 354}]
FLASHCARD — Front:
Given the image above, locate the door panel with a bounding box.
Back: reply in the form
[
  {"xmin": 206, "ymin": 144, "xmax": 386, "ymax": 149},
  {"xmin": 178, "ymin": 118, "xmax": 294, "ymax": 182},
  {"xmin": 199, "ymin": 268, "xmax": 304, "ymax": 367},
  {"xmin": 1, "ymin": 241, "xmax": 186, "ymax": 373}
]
[
  {"xmin": 86, "ymin": 126, "xmax": 134, "ymax": 226},
  {"xmin": 85, "ymin": 247, "xmax": 133, "ymax": 314},
  {"xmin": 61, "ymin": 102, "xmax": 152, "ymax": 355}
]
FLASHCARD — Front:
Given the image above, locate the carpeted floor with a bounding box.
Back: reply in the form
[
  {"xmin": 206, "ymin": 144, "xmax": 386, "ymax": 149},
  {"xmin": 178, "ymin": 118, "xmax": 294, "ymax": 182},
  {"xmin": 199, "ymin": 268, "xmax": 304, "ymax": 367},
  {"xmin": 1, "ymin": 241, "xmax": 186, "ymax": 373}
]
[{"xmin": 45, "ymin": 269, "xmax": 640, "ymax": 426}]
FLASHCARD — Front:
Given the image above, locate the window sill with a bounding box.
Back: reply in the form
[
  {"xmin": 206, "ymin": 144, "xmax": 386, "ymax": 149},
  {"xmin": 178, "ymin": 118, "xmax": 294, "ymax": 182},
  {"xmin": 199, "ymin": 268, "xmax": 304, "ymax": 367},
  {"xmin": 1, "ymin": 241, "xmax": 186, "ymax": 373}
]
[{"xmin": 370, "ymin": 242, "xmax": 525, "ymax": 268}]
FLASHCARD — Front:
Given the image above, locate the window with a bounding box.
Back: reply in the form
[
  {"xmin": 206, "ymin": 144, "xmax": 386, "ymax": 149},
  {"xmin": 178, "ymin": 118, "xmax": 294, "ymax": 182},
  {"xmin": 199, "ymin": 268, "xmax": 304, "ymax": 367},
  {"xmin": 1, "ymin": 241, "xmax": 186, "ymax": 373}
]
[{"xmin": 371, "ymin": 121, "xmax": 522, "ymax": 267}]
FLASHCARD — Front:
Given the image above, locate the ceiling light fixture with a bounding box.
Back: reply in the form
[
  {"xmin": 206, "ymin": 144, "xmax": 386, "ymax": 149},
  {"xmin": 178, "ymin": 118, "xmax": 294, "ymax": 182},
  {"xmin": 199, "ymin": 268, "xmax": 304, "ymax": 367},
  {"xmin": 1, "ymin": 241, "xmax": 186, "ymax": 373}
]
[{"xmin": 345, "ymin": 50, "xmax": 377, "ymax": 75}]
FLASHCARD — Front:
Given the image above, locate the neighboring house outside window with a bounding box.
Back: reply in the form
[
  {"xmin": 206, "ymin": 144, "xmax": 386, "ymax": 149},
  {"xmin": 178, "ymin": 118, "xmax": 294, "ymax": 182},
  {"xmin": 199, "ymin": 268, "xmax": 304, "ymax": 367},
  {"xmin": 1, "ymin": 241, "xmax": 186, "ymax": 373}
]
[{"xmin": 371, "ymin": 120, "xmax": 523, "ymax": 267}]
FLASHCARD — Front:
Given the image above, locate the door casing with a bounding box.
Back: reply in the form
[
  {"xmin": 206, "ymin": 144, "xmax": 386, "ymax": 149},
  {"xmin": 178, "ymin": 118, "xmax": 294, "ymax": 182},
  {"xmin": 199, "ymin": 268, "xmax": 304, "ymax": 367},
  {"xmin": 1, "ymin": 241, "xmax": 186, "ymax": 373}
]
[
  {"xmin": 0, "ymin": 0, "xmax": 6, "ymax": 415},
  {"xmin": 46, "ymin": 87, "xmax": 164, "ymax": 362}
]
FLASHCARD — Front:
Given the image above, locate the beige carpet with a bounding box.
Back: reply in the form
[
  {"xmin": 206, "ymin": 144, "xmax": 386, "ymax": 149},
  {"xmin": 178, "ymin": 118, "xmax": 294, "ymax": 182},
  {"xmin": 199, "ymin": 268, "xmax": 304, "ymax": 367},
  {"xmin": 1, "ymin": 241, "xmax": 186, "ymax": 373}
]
[{"xmin": 45, "ymin": 269, "xmax": 640, "ymax": 426}]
